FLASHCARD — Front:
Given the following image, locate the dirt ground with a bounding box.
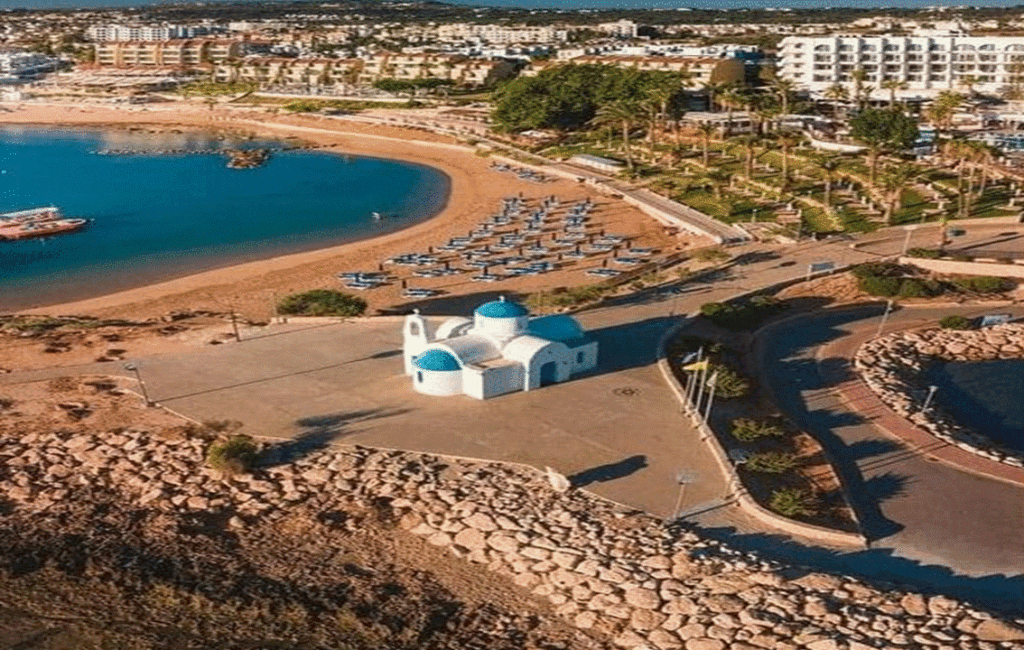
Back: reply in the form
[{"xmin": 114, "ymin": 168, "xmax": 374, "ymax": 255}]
[{"xmin": 0, "ymin": 378, "xmax": 608, "ymax": 650}]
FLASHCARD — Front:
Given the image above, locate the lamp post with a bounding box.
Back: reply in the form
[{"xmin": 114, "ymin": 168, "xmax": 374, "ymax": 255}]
[
  {"xmin": 672, "ymin": 470, "xmax": 698, "ymax": 521},
  {"xmin": 901, "ymin": 224, "xmax": 918, "ymax": 256},
  {"xmin": 922, "ymin": 385, "xmax": 939, "ymax": 412},
  {"xmin": 875, "ymin": 299, "xmax": 895, "ymax": 338},
  {"xmin": 123, "ymin": 362, "xmax": 153, "ymax": 407},
  {"xmin": 702, "ymin": 371, "xmax": 719, "ymax": 425}
]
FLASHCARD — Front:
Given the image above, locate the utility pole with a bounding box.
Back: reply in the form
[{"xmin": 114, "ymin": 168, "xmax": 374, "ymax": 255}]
[{"xmin": 123, "ymin": 362, "xmax": 153, "ymax": 407}]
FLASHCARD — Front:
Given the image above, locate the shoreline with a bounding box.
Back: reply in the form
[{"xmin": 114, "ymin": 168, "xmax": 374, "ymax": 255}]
[{"xmin": 1, "ymin": 101, "xmax": 681, "ymax": 321}]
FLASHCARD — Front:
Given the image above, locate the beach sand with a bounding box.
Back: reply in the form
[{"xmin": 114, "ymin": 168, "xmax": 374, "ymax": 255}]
[{"xmin": 1, "ymin": 100, "xmax": 692, "ymax": 322}]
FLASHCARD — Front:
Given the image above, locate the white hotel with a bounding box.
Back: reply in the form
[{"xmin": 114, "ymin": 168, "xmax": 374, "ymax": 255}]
[{"xmin": 779, "ymin": 33, "xmax": 1024, "ymax": 99}]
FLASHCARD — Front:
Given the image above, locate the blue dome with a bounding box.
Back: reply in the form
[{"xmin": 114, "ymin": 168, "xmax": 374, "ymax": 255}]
[
  {"xmin": 414, "ymin": 349, "xmax": 461, "ymax": 371},
  {"xmin": 475, "ymin": 299, "xmax": 529, "ymax": 319}
]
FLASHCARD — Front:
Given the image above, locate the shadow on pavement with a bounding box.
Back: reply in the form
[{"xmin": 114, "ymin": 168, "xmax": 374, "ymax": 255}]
[
  {"xmin": 262, "ymin": 407, "xmax": 411, "ymax": 465},
  {"xmin": 569, "ymin": 455, "xmax": 647, "ymax": 488},
  {"xmin": 680, "ymin": 521, "xmax": 1024, "ymax": 616}
]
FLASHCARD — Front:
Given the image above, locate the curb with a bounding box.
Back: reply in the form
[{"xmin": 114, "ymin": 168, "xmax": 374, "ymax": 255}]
[{"xmin": 655, "ymin": 321, "xmax": 867, "ymax": 548}]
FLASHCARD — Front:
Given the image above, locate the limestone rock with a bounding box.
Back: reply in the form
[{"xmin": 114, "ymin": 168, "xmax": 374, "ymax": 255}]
[{"xmin": 974, "ymin": 619, "xmax": 1024, "ymax": 642}]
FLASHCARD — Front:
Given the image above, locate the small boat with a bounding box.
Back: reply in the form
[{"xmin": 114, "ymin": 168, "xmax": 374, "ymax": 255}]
[
  {"xmin": 372, "ymin": 211, "xmax": 383, "ymax": 221},
  {"xmin": 0, "ymin": 218, "xmax": 90, "ymax": 241}
]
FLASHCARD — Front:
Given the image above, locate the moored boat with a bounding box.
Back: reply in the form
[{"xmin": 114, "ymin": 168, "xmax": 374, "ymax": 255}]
[{"xmin": 0, "ymin": 207, "xmax": 90, "ymax": 241}]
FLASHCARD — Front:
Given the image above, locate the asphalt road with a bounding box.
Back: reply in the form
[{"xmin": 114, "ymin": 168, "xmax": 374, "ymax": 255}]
[{"xmin": 759, "ymin": 305, "xmax": 1024, "ymax": 591}]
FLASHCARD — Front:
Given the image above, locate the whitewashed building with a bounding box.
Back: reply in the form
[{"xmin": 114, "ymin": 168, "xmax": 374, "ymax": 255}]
[
  {"xmin": 402, "ymin": 298, "xmax": 598, "ymax": 399},
  {"xmin": 779, "ymin": 33, "xmax": 1024, "ymax": 99}
]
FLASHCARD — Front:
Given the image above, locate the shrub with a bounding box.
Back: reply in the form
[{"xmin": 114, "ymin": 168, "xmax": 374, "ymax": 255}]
[
  {"xmin": 951, "ymin": 276, "xmax": 1011, "ymax": 294},
  {"xmin": 769, "ymin": 487, "xmax": 819, "ymax": 517},
  {"xmin": 278, "ymin": 290, "xmax": 367, "ymax": 317},
  {"xmin": 851, "ymin": 262, "xmax": 905, "ymax": 280},
  {"xmin": 745, "ymin": 452, "xmax": 799, "ymax": 474},
  {"xmin": 939, "ymin": 315, "xmax": 972, "ymax": 330},
  {"xmin": 730, "ymin": 418, "xmax": 785, "ymax": 442},
  {"xmin": 906, "ymin": 247, "xmax": 943, "ymax": 259},
  {"xmin": 708, "ymin": 363, "xmax": 751, "ymax": 399},
  {"xmin": 896, "ymin": 278, "xmax": 935, "ymax": 299},
  {"xmin": 206, "ymin": 435, "xmax": 259, "ymax": 476},
  {"xmin": 857, "ymin": 275, "xmax": 902, "ymax": 297},
  {"xmin": 699, "ymin": 296, "xmax": 787, "ymax": 330},
  {"xmin": 693, "ymin": 247, "xmax": 730, "ymax": 263}
]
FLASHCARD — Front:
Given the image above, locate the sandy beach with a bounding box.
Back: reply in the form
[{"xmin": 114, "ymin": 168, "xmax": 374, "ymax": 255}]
[{"xmin": 1, "ymin": 100, "xmax": 685, "ymax": 321}]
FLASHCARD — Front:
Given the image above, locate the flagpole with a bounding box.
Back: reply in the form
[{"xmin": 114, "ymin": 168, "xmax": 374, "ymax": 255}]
[
  {"xmin": 702, "ymin": 372, "xmax": 718, "ymax": 424},
  {"xmin": 696, "ymin": 355, "xmax": 710, "ymax": 413}
]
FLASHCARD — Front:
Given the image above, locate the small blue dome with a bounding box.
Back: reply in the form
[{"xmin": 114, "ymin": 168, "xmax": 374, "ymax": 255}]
[
  {"xmin": 414, "ymin": 349, "xmax": 461, "ymax": 371},
  {"xmin": 475, "ymin": 298, "xmax": 529, "ymax": 319}
]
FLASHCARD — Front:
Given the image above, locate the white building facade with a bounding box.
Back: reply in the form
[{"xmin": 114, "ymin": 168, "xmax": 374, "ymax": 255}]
[
  {"xmin": 402, "ymin": 298, "xmax": 598, "ymax": 400},
  {"xmin": 779, "ymin": 33, "xmax": 1024, "ymax": 99}
]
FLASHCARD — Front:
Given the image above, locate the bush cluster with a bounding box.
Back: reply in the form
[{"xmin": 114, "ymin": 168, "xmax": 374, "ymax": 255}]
[
  {"xmin": 206, "ymin": 435, "xmax": 259, "ymax": 476},
  {"xmin": 853, "ymin": 263, "xmax": 943, "ymax": 298},
  {"xmin": 707, "ymin": 363, "xmax": 751, "ymax": 399},
  {"xmin": 699, "ymin": 295, "xmax": 787, "ymax": 331},
  {"xmin": 950, "ymin": 276, "xmax": 1011, "ymax": 294},
  {"xmin": 745, "ymin": 451, "xmax": 799, "ymax": 474},
  {"xmin": 730, "ymin": 418, "xmax": 785, "ymax": 442},
  {"xmin": 769, "ymin": 487, "xmax": 819, "ymax": 517},
  {"xmin": 939, "ymin": 314, "xmax": 972, "ymax": 330},
  {"xmin": 906, "ymin": 248, "xmax": 944, "ymax": 259},
  {"xmin": 278, "ymin": 290, "xmax": 367, "ymax": 317}
]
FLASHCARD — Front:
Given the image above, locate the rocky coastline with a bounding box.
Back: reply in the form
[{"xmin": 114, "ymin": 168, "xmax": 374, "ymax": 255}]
[
  {"xmin": 854, "ymin": 323, "xmax": 1024, "ymax": 468},
  {"xmin": 2, "ymin": 377, "xmax": 1024, "ymax": 650}
]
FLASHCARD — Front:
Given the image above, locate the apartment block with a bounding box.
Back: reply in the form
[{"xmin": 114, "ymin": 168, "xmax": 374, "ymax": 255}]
[
  {"xmin": 779, "ymin": 33, "xmax": 1024, "ymax": 99},
  {"xmin": 94, "ymin": 40, "xmax": 244, "ymax": 68},
  {"xmin": 529, "ymin": 55, "xmax": 744, "ymax": 87},
  {"xmin": 87, "ymin": 24, "xmax": 211, "ymax": 41},
  {"xmin": 213, "ymin": 53, "xmax": 515, "ymax": 88}
]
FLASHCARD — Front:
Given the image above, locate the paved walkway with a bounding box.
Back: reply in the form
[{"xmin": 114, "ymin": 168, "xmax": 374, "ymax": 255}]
[{"xmin": 758, "ymin": 305, "xmax": 1024, "ymax": 580}]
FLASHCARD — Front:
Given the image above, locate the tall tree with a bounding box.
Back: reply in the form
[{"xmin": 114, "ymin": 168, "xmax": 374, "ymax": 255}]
[
  {"xmin": 776, "ymin": 131, "xmax": 803, "ymax": 187},
  {"xmin": 824, "ymin": 83, "xmax": 849, "ymax": 118},
  {"xmin": 697, "ymin": 121, "xmax": 716, "ymax": 167},
  {"xmin": 849, "ymin": 108, "xmax": 920, "ymax": 187},
  {"xmin": 590, "ymin": 100, "xmax": 640, "ymax": 171},
  {"xmin": 735, "ymin": 134, "xmax": 761, "ymax": 179},
  {"xmin": 879, "ymin": 163, "xmax": 921, "ymax": 225},
  {"xmin": 814, "ymin": 156, "xmax": 843, "ymax": 207},
  {"xmin": 880, "ymin": 78, "xmax": 908, "ymax": 109}
]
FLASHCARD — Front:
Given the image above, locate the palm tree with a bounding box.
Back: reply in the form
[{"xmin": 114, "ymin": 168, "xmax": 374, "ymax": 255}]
[
  {"xmin": 776, "ymin": 131, "xmax": 804, "ymax": 187},
  {"xmin": 705, "ymin": 168, "xmax": 731, "ymax": 199},
  {"xmin": 771, "ymin": 77, "xmax": 796, "ymax": 119},
  {"xmin": 880, "ymin": 78, "xmax": 907, "ymax": 109},
  {"xmin": 850, "ymin": 67, "xmax": 868, "ymax": 109},
  {"xmin": 735, "ymin": 134, "xmax": 761, "ymax": 179},
  {"xmin": 718, "ymin": 85, "xmax": 744, "ymax": 136},
  {"xmin": 590, "ymin": 101, "xmax": 640, "ymax": 171},
  {"xmin": 646, "ymin": 84, "xmax": 679, "ymax": 154},
  {"xmin": 702, "ymin": 80, "xmax": 726, "ymax": 112},
  {"xmin": 824, "ymin": 83, "xmax": 849, "ymax": 119},
  {"xmin": 880, "ymin": 163, "xmax": 921, "ymax": 225},
  {"xmin": 697, "ymin": 121, "xmax": 716, "ymax": 167},
  {"xmin": 814, "ymin": 156, "xmax": 843, "ymax": 207}
]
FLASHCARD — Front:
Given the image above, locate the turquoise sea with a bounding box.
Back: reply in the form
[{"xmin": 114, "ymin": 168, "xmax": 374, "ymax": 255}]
[{"xmin": 0, "ymin": 126, "xmax": 449, "ymax": 311}]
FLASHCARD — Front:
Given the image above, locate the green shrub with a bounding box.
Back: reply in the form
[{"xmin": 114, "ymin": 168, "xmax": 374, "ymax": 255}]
[
  {"xmin": 951, "ymin": 276, "xmax": 1011, "ymax": 294},
  {"xmin": 278, "ymin": 290, "xmax": 367, "ymax": 317},
  {"xmin": 699, "ymin": 296, "xmax": 787, "ymax": 330},
  {"xmin": 851, "ymin": 262, "xmax": 905, "ymax": 280},
  {"xmin": 730, "ymin": 418, "xmax": 785, "ymax": 442},
  {"xmin": 769, "ymin": 487, "xmax": 819, "ymax": 517},
  {"xmin": 206, "ymin": 435, "xmax": 259, "ymax": 476},
  {"xmin": 906, "ymin": 247, "xmax": 943, "ymax": 259},
  {"xmin": 939, "ymin": 315, "xmax": 972, "ymax": 330},
  {"xmin": 708, "ymin": 363, "xmax": 751, "ymax": 399},
  {"xmin": 896, "ymin": 278, "xmax": 936, "ymax": 298},
  {"xmin": 745, "ymin": 452, "xmax": 799, "ymax": 474},
  {"xmin": 857, "ymin": 275, "xmax": 902, "ymax": 297},
  {"xmin": 693, "ymin": 247, "xmax": 730, "ymax": 263}
]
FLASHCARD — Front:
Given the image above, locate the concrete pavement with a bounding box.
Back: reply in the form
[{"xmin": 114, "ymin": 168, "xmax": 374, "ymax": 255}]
[{"xmin": 758, "ymin": 305, "xmax": 1024, "ymax": 580}]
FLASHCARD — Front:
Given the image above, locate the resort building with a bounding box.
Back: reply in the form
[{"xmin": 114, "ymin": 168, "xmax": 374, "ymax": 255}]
[
  {"xmin": 435, "ymin": 23, "xmax": 570, "ymax": 45},
  {"xmin": 526, "ymin": 55, "xmax": 745, "ymax": 86},
  {"xmin": 213, "ymin": 53, "xmax": 516, "ymax": 89},
  {"xmin": 86, "ymin": 24, "xmax": 212, "ymax": 42},
  {"xmin": 779, "ymin": 33, "xmax": 1024, "ymax": 99},
  {"xmin": 402, "ymin": 298, "xmax": 599, "ymax": 400},
  {"xmin": 0, "ymin": 51, "xmax": 59, "ymax": 77},
  {"xmin": 94, "ymin": 40, "xmax": 244, "ymax": 68}
]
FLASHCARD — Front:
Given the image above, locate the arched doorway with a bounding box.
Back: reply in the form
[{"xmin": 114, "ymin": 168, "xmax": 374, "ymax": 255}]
[{"xmin": 539, "ymin": 361, "xmax": 558, "ymax": 386}]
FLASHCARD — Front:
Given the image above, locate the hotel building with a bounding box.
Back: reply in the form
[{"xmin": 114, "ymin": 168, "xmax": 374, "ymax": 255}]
[{"xmin": 779, "ymin": 33, "xmax": 1024, "ymax": 99}]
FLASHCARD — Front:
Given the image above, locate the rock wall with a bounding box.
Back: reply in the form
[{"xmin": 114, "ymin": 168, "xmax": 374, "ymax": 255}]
[
  {"xmin": 854, "ymin": 323, "xmax": 1024, "ymax": 468},
  {"xmin": 3, "ymin": 425, "xmax": 1024, "ymax": 649}
]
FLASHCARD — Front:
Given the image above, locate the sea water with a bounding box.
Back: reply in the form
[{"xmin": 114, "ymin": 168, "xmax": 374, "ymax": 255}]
[
  {"xmin": 0, "ymin": 126, "xmax": 449, "ymax": 310},
  {"xmin": 926, "ymin": 359, "xmax": 1024, "ymax": 454}
]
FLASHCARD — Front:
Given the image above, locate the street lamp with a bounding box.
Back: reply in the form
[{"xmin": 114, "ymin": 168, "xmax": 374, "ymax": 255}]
[
  {"xmin": 875, "ymin": 299, "xmax": 895, "ymax": 338},
  {"xmin": 671, "ymin": 470, "xmax": 698, "ymax": 521},
  {"xmin": 123, "ymin": 362, "xmax": 153, "ymax": 407},
  {"xmin": 922, "ymin": 385, "xmax": 939, "ymax": 412}
]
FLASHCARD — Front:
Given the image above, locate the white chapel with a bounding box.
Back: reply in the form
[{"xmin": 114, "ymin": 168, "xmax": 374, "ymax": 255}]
[{"xmin": 402, "ymin": 297, "xmax": 599, "ymax": 399}]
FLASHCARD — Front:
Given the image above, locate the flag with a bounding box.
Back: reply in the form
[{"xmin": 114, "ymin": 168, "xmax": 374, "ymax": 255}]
[
  {"xmin": 706, "ymin": 371, "xmax": 719, "ymax": 387},
  {"xmin": 682, "ymin": 360, "xmax": 709, "ymax": 372},
  {"xmin": 681, "ymin": 351, "xmax": 699, "ymax": 365}
]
